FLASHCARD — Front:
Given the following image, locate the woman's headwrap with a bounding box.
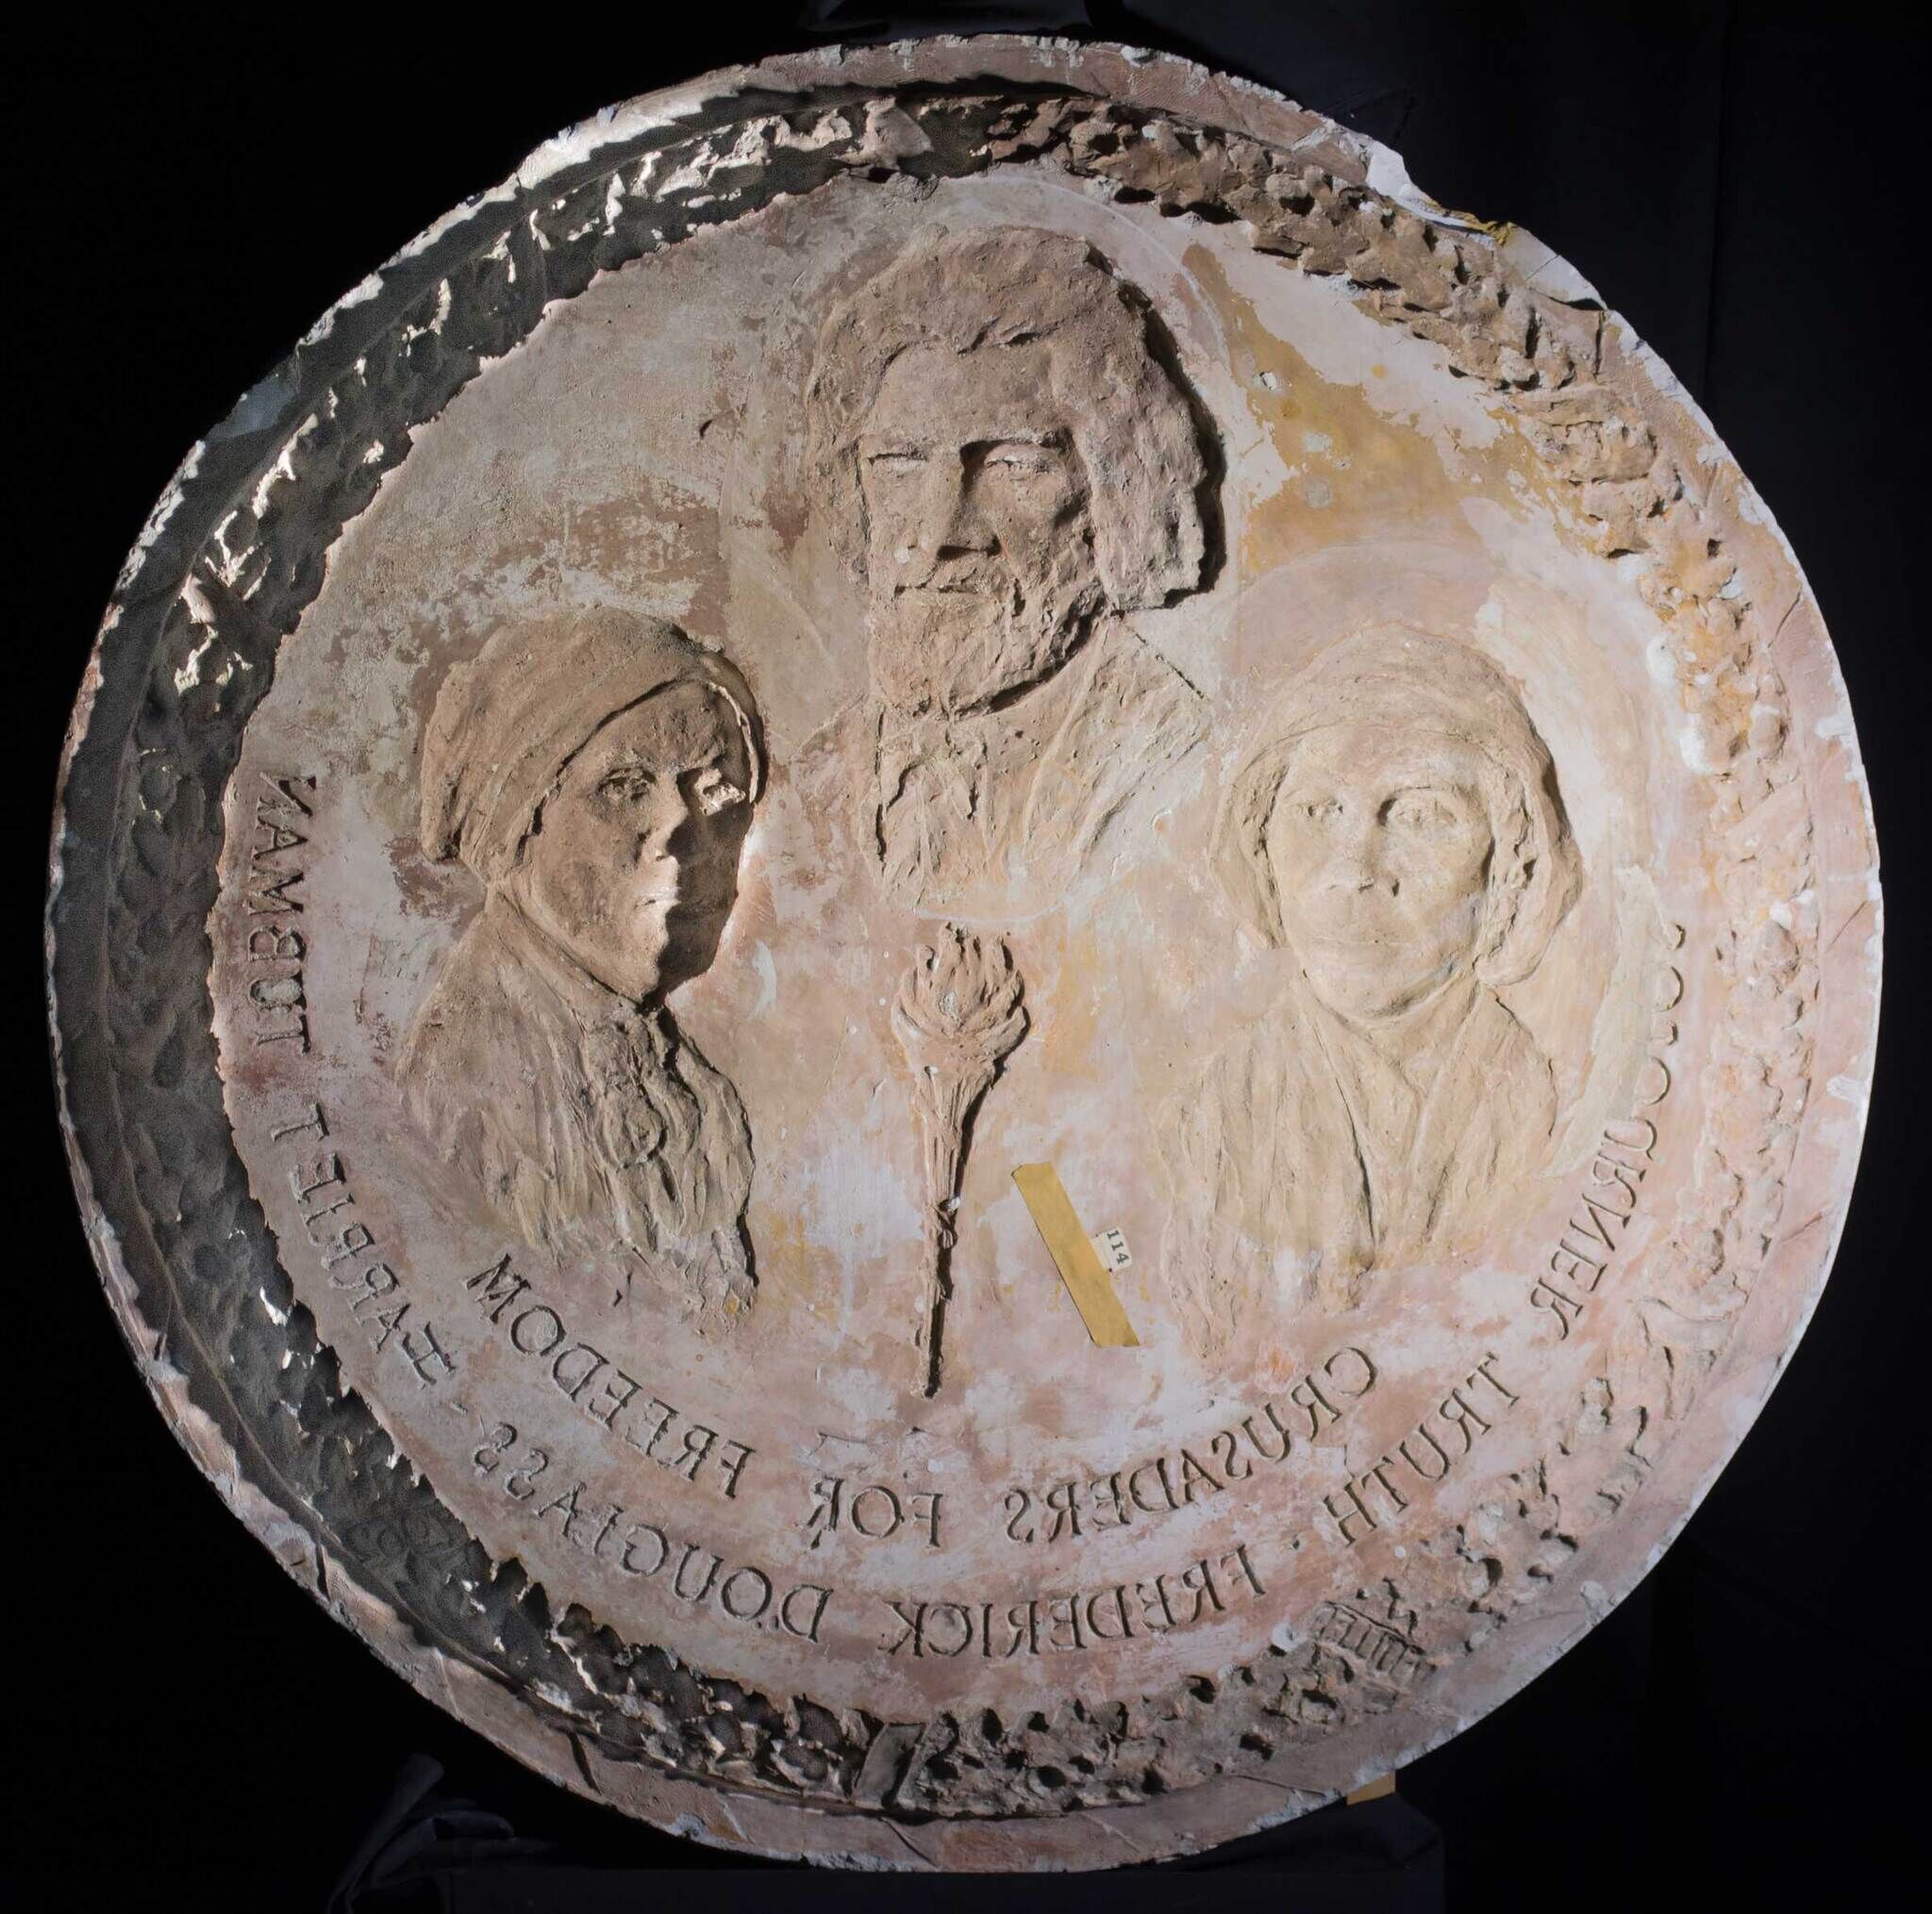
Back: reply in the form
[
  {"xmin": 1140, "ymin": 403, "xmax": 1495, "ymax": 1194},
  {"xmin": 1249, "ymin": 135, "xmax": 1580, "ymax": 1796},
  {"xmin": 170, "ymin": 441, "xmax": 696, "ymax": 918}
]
[
  {"xmin": 1219, "ymin": 624, "xmax": 1581, "ymax": 987},
  {"xmin": 419, "ymin": 607, "xmax": 765, "ymax": 887}
]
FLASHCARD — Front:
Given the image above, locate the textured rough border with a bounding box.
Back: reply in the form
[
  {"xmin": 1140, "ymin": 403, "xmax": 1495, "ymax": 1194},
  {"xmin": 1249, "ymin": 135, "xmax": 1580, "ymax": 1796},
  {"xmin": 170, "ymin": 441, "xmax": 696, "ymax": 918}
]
[{"xmin": 46, "ymin": 36, "xmax": 1880, "ymax": 1870}]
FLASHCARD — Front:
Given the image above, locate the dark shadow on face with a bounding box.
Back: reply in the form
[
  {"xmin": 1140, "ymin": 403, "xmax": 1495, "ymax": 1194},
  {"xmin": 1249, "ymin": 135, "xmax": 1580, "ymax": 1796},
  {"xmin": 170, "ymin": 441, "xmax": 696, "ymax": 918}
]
[
  {"xmin": 509, "ymin": 682, "xmax": 757, "ymax": 1004},
  {"xmin": 1129, "ymin": 277, "xmax": 1227, "ymax": 602}
]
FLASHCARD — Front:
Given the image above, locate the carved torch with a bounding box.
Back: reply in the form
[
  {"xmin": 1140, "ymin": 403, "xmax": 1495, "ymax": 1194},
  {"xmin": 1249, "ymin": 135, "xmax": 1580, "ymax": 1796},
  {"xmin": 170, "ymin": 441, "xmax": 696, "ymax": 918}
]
[{"xmin": 891, "ymin": 926, "xmax": 1027, "ymax": 1396}]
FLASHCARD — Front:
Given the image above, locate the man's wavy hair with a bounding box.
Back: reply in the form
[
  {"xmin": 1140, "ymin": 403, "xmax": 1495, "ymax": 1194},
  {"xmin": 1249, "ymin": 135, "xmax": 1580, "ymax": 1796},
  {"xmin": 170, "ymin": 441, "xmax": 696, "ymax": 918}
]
[{"xmin": 805, "ymin": 225, "xmax": 1211, "ymax": 609}]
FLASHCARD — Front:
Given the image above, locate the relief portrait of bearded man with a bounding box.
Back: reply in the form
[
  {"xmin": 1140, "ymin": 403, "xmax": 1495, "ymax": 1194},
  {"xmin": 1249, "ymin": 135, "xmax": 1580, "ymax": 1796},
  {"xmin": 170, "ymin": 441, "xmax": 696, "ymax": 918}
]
[
  {"xmin": 398, "ymin": 607, "xmax": 765, "ymax": 1335},
  {"xmin": 802, "ymin": 225, "xmax": 1217, "ymax": 922},
  {"xmin": 1161, "ymin": 625, "xmax": 1584, "ymax": 1357}
]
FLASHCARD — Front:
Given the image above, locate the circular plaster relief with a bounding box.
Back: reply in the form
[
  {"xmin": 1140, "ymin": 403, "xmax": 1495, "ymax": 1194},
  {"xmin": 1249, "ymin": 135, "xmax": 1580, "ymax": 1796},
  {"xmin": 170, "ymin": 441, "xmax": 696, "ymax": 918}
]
[{"xmin": 47, "ymin": 35, "xmax": 1880, "ymax": 1870}]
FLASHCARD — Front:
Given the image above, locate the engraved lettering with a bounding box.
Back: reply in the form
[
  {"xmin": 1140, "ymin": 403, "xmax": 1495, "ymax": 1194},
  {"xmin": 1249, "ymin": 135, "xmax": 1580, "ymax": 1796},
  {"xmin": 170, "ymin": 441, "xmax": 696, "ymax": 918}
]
[
  {"xmin": 236, "ymin": 774, "xmax": 315, "ymax": 1050},
  {"xmin": 1001, "ymin": 1348, "xmax": 1375, "ymax": 1547},
  {"xmin": 1309, "ymin": 1600, "xmax": 1429, "ymax": 1691},
  {"xmin": 808, "ymin": 1476, "xmax": 943, "ymax": 1548},
  {"xmin": 875, "ymin": 1546, "xmax": 1266, "ymax": 1656},
  {"xmin": 463, "ymin": 1256, "xmax": 530, "ymax": 1323},
  {"xmin": 462, "ymin": 1261, "xmax": 758, "ymax": 1504},
  {"xmin": 1525, "ymin": 977, "xmax": 1681, "ymax": 1333},
  {"xmin": 1321, "ymin": 1355, "xmax": 1522, "ymax": 1546}
]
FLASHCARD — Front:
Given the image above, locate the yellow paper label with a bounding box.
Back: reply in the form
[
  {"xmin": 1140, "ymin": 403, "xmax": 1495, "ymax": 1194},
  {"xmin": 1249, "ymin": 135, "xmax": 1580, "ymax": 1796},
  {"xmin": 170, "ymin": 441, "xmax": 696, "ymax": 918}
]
[{"xmin": 1011, "ymin": 1163, "xmax": 1141, "ymax": 1348}]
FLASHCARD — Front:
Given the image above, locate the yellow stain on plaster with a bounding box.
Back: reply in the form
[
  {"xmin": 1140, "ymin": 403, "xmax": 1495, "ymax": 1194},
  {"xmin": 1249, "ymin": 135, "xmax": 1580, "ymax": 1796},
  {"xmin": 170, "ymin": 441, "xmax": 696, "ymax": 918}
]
[
  {"xmin": 1037, "ymin": 923, "xmax": 1107, "ymax": 1078},
  {"xmin": 1185, "ymin": 244, "xmax": 1576, "ymax": 572},
  {"xmin": 755, "ymin": 1205, "xmax": 837, "ymax": 1302}
]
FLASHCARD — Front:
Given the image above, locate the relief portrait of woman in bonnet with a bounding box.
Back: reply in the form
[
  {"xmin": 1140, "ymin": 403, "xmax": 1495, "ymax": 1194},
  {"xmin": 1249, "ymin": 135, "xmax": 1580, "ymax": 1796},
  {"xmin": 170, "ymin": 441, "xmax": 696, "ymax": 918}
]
[
  {"xmin": 1161, "ymin": 624, "xmax": 1584, "ymax": 1359},
  {"xmin": 399, "ymin": 607, "xmax": 765, "ymax": 1335}
]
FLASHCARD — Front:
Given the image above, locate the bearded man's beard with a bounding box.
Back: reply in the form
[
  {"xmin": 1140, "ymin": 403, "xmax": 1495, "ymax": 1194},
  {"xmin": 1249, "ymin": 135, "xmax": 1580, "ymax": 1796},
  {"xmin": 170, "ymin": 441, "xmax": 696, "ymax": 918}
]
[{"xmin": 867, "ymin": 556, "xmax": 1104, "ymax": 718}]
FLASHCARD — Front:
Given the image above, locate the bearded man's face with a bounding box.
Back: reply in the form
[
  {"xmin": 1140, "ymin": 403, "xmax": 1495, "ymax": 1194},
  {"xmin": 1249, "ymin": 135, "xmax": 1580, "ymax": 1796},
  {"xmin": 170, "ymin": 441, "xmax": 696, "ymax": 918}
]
[{"xmin": 856, "ymin": 340, "xmax": 1104, "ymax": 717}]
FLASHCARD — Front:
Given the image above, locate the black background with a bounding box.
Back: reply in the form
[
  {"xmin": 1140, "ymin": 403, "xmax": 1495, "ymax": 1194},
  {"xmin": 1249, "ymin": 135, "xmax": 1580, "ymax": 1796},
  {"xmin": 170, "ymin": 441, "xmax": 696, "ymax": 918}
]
[{"xmin": 13, "ymin": 3, "xmax": 1924, "ymax": 1906}]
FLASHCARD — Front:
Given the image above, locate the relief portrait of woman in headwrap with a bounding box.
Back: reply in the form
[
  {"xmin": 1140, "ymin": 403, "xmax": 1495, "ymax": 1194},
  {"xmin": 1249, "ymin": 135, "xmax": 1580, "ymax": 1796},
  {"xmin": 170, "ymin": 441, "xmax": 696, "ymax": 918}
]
[
  {"xmin": 398, "ymin": 607, "xmax": 765, "ymax": 1335},
  {"xmin": 1160, "ymin": 624, "xmax": 1584, "ymax": 1357}
]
